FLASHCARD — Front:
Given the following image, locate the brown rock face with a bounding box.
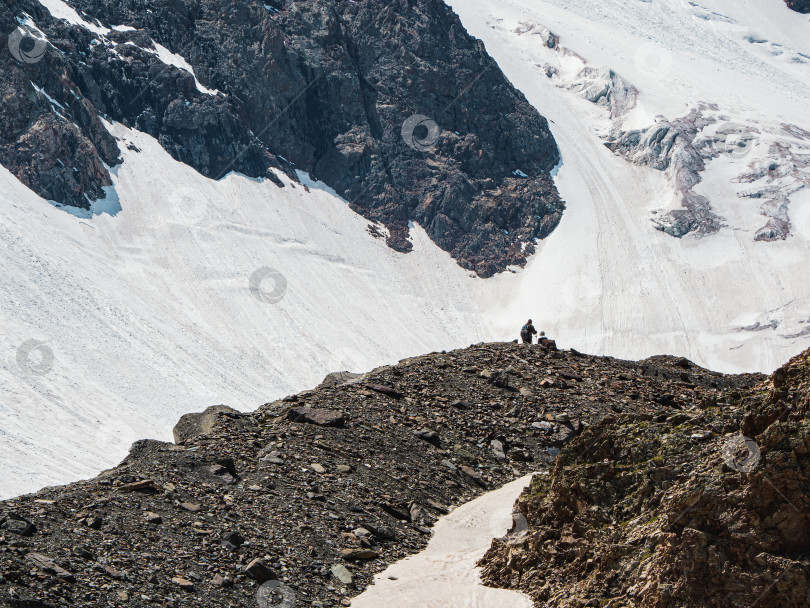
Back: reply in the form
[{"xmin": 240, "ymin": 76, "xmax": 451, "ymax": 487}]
[{"xmin": 479, "ymin": 348, "xmax": 810, "ymax": 608}]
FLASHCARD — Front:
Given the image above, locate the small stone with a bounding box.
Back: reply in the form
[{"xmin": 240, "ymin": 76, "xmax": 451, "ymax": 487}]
[
  {"xmin": 311, "ymin": 463, "xmax": 326, "ymax": 473},
  {"xmin": 72, "ymin": 546, "xmax": 94, "ymax": 560},
  {"xmin": 532, "ymin": 421, "xmax": 555, "ymax": 436},
  {"xmin": 366, "ymin": 384, "xmax": 405, "ymax": 398},
  {"xmin": 212, "ymin": 573, "xmax": 233, "ymax": 587},
  {"xmin": 173, "ymin": 404, "xmax": 241, "ymax": 443},
  {"xmin": 261, "ymin": 451, "xmax": 285, "ymax": 464},
  {"xmin": 331, "ymin": 564, "xmax": 353, "ymax": 584},
  {"xmin": 413, "ymin": 429, "xmax": 440, "ymax": 445},
  {"xmin": 287, "ymin": 407, "xmax": 345, "ymax": 427},
  {"xmin": 25, "ymin": 553, "xmax": 74, "ymax": 581},
  {"xmin": 180, "ymin": 502, "xmax": 201, "ymax": 512},
  {"xmin": 144, "ymin": 512, "xmax": 162, "ymax": 524},
  {"xmin": 118, "ymin": 479, "xmax": 159, "ymax": 492},
  {"xmin": 442, "ymin": 459, "xmax": 458, "ymax": 472},
  {"xmin": 491, "ymin": 439, "xmax": 507, "ymax": 461},
  {"xmin": 340, "ymin": 548, "xmax": 379, "ymax": 560},
  {"xmin": 172, "ymin": 576, "xmax": 194, "ymax": 590},
  {"xmin": 221, "ymin": 531, "xmax": 245, "ymax": 551},
  {"xmin": 336, "ymin": 464, "xmax": 352, "ymax": 473},
  {"xmin": 460, "ymin": 465, "xmax": 487, "ymax": 487},
  {"xmin": 117, "ymin": 591, "xmax": 130, "ymax": 601},
  {"xmin": 245, "ymin": 558, "xmax": 276, "ymax": 583}
]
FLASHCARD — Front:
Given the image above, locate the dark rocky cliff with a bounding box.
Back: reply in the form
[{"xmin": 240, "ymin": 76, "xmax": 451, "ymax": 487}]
[
  {"xmin": 0, "ymin": 0, "xmax": 563, "ymax": 276},
  {"xmin": 785, "ymin": 0, "xmax": 810, "ymax": 13}
]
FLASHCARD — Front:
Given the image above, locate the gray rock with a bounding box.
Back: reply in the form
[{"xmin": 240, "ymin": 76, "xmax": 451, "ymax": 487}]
[
  {"xmin": 318, "ymin": 370, "xmax": 364, "ymax": 389},
  {"xmin": 287, "ymin": 406, "xmax": 345, "ymax": 427},
  {"xmin": 413, "ymin": 428, "xmax": 440, "ymax": 445},
  {"xmin": 173, "ymin": 405, "xmax": 241, "ymax": 443},
  {"xmin": 0, "ymin": 513, "xmax": 35, "ymax": 536},
  {"xmin": 244, "ymin": 558, "xmax": 276, "ymax": 583},
  {"xmin": 331, "ymin": 564, "xmax": 353, "ymax": 584},
  {"xmin": 491, "ymin": 439, "xmax": 507, "ymax": 461}
]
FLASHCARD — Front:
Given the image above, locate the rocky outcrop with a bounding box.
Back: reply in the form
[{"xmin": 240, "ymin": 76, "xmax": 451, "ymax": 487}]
[
  {"xmin": 785, "ymin": 0, "xmax": 810, "ymax": 13},
  {"xmin": 172, "ymin": 405, "xmax": 242, "ymax": 443},
  {"xmin": 1, "ymin": 0, "xmax": 564, "ymax": 276},
  {"xmin": 479, "ymin": 347, "xmax": 810, "ymax": 607},
  {"xmin": 605, "ymin": 106, "xmax": 725, "ymax": 238},
  {"xmin": 0, "ymin": 341, "xmax": 761, "ymax": 607}
]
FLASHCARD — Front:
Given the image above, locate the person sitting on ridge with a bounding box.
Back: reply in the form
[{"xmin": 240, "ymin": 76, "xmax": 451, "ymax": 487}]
[{"xmin": 520, "ymin": 319, "xmax": 538, "ymax": 344}]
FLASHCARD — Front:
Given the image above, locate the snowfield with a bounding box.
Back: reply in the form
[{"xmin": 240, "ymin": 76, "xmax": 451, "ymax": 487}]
[
  {"xmin": 1, "ymin": 0, "xmax": 810, "ymax": 498},
  {"xmin": 0, "ymin": 123, "xmax": 491, "ymax": 498},
  {"xmin": 450, "ymin": 0, "xmax": 810, "ymax": 374}
]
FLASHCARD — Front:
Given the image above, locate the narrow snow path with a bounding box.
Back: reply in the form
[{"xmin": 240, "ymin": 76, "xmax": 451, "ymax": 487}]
[{"xmin": 350, "ymin": 475, "xmax": 534, "ymax": 608}]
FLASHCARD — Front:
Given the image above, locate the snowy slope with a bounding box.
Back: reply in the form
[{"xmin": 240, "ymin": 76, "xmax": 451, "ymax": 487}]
[
  {"xmin": 447, "ymin": 0, "xmax": 810, "ymax": 373},
  {"xmin": 0, "ymin": 122, "xmax": 492, "ymax": 498}
]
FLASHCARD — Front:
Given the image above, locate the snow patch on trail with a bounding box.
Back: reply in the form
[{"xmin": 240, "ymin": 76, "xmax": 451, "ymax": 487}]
[{"xmin": 351, "ymin": 474, "xmax": 535, "ymax": 608}]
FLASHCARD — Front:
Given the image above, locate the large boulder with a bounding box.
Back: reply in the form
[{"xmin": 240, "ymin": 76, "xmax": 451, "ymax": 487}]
[
  {"xmin": 172, "ymin": 405, "xmax": 241, "ymax": 443},
  {"xmin": 286, "ymin": 406, "xmax": 345, "ymax": 427},
  {"xmin": 317, "ymin": 370, "xmax": 364, "ymax": 389}
]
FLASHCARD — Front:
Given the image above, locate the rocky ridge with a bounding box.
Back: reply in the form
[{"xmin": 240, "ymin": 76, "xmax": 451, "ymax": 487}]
[
  {"xmin": 0, "ymin": 0, "xmax": 563, "ymax": 276},
  {"xmin": 0, "ymin": 341, "xmax": 762, "ymax": 607},
  {"xmin": 785, "ymin": 0, "xmax": 810, "ymax": 13},
  {"xmin": 480, "ymin": 347, "xmax": 810, "ymax": 607}
]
